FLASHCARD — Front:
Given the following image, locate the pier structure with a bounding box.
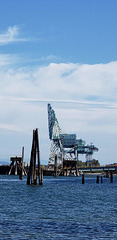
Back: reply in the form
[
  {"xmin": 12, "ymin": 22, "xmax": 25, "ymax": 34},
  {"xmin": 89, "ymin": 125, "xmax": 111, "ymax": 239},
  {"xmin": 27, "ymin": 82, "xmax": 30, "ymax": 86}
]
[
  {"xmin": 27, "ymin": 128, "xmax": 43, "ymax": 185},
  {"xmin": 47, "ymin": 103, "xmax": 98, "ymax": 175},
  {"xmin": 8, "ymin": 147, "xmax": 26, "ymax": 178}
]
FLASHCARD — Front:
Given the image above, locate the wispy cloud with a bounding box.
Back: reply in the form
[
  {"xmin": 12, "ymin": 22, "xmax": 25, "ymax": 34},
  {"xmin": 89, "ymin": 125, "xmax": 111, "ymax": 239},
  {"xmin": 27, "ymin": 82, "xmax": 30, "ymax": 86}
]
[
  {"xmin": 0, "ymin": 54, "xmax": 17, "ymax": 66},
  {"xmin": 0, "ymin": 26, "xmax": 28, "ymax": 45}
]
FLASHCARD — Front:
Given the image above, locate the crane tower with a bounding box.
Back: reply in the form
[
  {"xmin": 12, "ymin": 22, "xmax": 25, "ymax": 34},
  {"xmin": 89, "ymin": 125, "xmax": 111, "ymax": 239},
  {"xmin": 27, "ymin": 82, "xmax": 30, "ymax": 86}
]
[{"xmin": 47, "ymin": 103, "xmax": 98, "ymax": 167}]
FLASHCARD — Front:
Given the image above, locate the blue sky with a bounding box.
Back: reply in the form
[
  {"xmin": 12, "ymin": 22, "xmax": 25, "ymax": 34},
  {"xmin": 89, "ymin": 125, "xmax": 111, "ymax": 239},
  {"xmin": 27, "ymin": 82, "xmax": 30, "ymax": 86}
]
[
  {"xmin": 0, "ymin": 0, "xmax": 117, "ymax": 165},
  {"xmin": 1, "ymin": 0, "xmax": 117, "ymax": 64}
]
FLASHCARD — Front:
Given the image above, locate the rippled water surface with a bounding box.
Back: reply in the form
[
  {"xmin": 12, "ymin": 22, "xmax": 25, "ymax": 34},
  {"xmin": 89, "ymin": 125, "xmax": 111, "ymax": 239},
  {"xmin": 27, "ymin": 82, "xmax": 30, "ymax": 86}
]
[{"xmin": 0, "ymin": 175, "xmax": 117, "ymax": 239}]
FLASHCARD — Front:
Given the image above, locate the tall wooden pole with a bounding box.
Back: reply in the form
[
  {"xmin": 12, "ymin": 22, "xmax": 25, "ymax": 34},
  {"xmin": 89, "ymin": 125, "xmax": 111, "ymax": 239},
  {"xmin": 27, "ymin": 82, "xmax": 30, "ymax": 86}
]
[
  {"xmin": 15, "ymin": 161, "xmax": 17, "ymax": 175},
  {"xmin": 31, "ymin": 130, "xmax": 35, "ymax": 184},
  {"xmin": 110, "ymin": 172, "xmax": 113, "ymax": 183},
  {"xmin": 33, "ymin": 131, "xmax": 37, "ymax": 184},
  {"xmin": 96, "ymin": 175, "xmax": 99, "ymax": 184},
  {"xmin": 19, "ymin": 146, "xmax": 24, "ymax": 180},
  {"xmin": 27, "ymin": 128, "xmax": 43, "ymax": 185},
  {"xmin": 82, "ymin": 174, "xmax": 85, "ymax": 184},
  {"xmin": 40, "ymin": 167, "xmax": 43, "ymax": 185},
  {"xmin": 35, "ymin": 128, "xmax": 42, "ymax": 185},
  {"xmin": 101, "ymin": 176, "xmax": 103, "ymax": 183}
]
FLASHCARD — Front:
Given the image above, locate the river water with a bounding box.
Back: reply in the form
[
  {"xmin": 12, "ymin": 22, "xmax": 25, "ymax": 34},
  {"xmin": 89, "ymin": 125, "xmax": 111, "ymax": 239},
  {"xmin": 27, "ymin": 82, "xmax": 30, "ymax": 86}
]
[{"xmin": 0, "ymin": 175, "xmax": 117, "ymax": 239}]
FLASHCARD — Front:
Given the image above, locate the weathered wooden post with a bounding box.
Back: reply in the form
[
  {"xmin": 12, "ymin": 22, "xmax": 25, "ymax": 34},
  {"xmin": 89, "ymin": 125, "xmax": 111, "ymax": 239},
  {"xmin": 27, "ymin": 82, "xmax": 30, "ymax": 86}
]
[
  {"xmin": 27, "ymin": 158, "xmax": 31, "ymax": 185},
  {"xmin": 31, "ymin": 129, "xmax": 37, "ymax": 185},
  {"xmin": 34, "ymin": 130, "xmax": 37, "ymax": 185},
  {"xmin": 82, "ymin": 174, "xmax": 85, "ymax": 184},
  {"xmin": 27, "ymin": 130, "xmax": 36, "ymax": 185},
  {"xmin": 36, "ymin": 128, "xmax": 40, "ymax": 180},
  {"xmin": 39, "ymin": 167, "xmax": 43, "ymax": 185},
  {"xmin": 27, "ymin": 172, "xmax": 30, "ymax": 185},
  {"xmin": 96, "ymin": 175, "xmax": 99, "ymax": 183},
  {"xmin": 35, "ymin": 128, "xmax": 43, "ymax": 185},
  {"xmin": 19, "ymin": 146, "xmax": 24, "ymax": 180},
  {"xmin": 27, "ymin": 128, "xmax": 43, "ymax": 185},
  {"xmin": 30, "ymin": 130, "xmax": 35, "ymax": 184},
  {"xmin": 101, "ymin": 176, "xmax": 103, "ymax": 183},
  {"xmin": 106, "ymin": 170, "xmax": 109, "ymax": 178},
  {"xmin": 66, "ymin": 168, "xmax": 68, "ymax": 176},
  {"xmin": 8, "ymin": 161, "xmax": 14, "ymax": 175},
  {"xmin": 75, "ymin": 163, "xmax": 79, "ymax": 176},
  {"xmin": 76, "ymin": 169, "xmax": 79, "ymax": 177},
  {"xmin": 15, "ymin": 160, "xmax": 17, "ymax": 175},
  {"xmin": 110, "ymin": 172, "xmax": 113, "ymax": 183}
]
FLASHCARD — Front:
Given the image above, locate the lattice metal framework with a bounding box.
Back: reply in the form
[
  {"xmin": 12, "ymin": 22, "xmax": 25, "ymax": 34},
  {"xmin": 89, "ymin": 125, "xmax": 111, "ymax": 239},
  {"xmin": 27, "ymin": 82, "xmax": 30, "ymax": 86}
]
[{"xmin": 47, "ymin": 103, "xmax": 98, "ymax": 166}]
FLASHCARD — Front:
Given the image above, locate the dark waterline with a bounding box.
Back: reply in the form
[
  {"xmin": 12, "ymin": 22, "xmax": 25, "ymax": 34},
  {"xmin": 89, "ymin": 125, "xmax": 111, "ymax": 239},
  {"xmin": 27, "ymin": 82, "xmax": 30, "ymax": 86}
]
[{"xmin": 0, "ymin": 175, "xmax": 117, "ymax": 240}]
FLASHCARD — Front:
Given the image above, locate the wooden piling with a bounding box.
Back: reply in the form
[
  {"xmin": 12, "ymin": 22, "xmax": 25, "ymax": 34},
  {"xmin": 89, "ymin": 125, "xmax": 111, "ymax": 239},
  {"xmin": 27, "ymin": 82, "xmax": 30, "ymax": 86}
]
[
  {"xmin": 27, "ymin": 172, "xmax": 30, "ymax": 185},
  {"xmin": 66, "ymin": 168, "xmax": 68, "ymax": 176},
  {"xmin": 31, "ymin": 130, "xmax": 35, "ymax": 184},
  {"xmin": 8, "ymin": 162, "xmax": 14, "ymax": 175},
  {"xmin": 33, "ymin": 130, "xmax": 37, "ymax": 184},
  {"xmin": 106, "ymin": 170, "xmax": 109, "ymax": 178},
  {"xmin": 19, "ymin": 174, "xmax": 23, "ymax": 180},
  {"xmin": 110, "ymin": 172, "xmax": 113, "ymax": 183},
  {"xmin": 19, "ymin": 146, "xmax": 24, "ymax": 180},
  {"xmin": 15, "ymin": 162, "xmax": 17, "ymax": 175},
  {"xmin": 9, "ymin": 148, "xmax": 26, "ymax": 178},
  {"xmin": 101, "ymin": 176, "xmax": 103, "ymax": 183},
  {"xmin": 75, "ymin": 164, "xmax": 79, "ymax": 176},
  {"xmin": 96, "ymin": 175, "xmax": 99, "ymax": 183},
  {"xmin": 35, "ymin": 128, "xmax": 42, "ymax": 185},
  {"xmin": 30, "ymin": 129, "xmax": 38, "ymax": 185},
  {"xmin": 82, "ymin": 174, "xmax": 85, "ymax": 184},
  {"xmin": 39, "ymin": 167, "xmax": 43, "ymax": 185},
  {"xmin": 27, "ymin": 128, "xmax": 42, "ymax": 185}
]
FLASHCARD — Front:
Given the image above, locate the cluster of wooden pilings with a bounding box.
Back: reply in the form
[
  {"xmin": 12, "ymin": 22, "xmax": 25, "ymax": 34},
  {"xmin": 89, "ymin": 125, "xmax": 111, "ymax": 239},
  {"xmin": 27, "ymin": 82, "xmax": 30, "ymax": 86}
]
[
  {"xmin": 81, "ymin": 172, "xmax": 114, "ymax": 184},
  {"xmin": 27, "ymin": 128, "xmax": 43, "ymax": 185},
  {"xmin": 53, "ymin": 155, "xmax": 79, "ymax": 177},
  {"xmin": 8, "ymin": 146, "xmax": 27, "ymax": 179}
]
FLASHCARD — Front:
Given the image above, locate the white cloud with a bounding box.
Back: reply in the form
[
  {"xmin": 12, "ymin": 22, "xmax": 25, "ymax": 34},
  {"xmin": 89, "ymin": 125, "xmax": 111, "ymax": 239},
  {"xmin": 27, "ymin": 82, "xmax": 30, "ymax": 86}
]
[
  {"xmin": 0, "ymin": 57, "xmax": 117, "ymax": 165},
  {"xmin": 0, "ymin": 26, "xmax": 28, "ymax": 45},
  {"xmin": 1, "ymin": 61, "xmax": 117, "ymax": 102}
]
